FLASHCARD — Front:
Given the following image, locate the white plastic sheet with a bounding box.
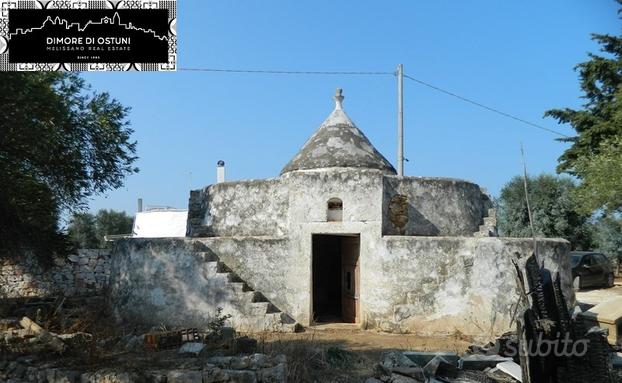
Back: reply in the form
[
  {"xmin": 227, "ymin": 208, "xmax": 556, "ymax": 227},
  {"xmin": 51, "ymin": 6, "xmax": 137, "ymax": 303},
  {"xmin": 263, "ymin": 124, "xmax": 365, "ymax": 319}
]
[{"xmin": 132, "ymin": 209, "xmax": 188, "ymax": 238}]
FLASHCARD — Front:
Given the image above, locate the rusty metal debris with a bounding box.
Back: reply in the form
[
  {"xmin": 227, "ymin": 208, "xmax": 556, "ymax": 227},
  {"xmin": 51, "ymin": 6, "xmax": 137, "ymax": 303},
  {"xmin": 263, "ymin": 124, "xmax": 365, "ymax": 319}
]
[
  {"xmin": 515, "ymin": 253, "xmax": 616, "ymax": 383},
  {"xmin": 144, "ymin": 327, "xmax": 200, "ymax": 350}
]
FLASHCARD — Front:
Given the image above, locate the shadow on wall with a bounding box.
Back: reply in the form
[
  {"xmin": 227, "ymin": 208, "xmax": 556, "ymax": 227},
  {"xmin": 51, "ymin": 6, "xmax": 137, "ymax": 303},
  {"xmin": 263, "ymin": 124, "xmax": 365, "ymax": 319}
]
[
  {"xmin": 387, "ymin": 193, "xmax": 440, "ymax": 236},
  {"xmin": 407, "ymin": 203, "xmax": 441, "ymax": 236},
  {"xmin": 109, "ymin": 239, "xmax": 230, "ymax": 328},
  {"xmin": 108, "ymin": 239, "xmax": 294, "ymax": 332}
]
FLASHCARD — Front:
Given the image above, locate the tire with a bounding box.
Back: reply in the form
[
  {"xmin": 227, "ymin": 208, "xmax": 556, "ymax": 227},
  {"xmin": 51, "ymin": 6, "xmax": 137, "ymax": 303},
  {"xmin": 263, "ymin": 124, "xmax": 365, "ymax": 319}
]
[{"xmin": 606, "ymin": 273, "xmax": 614, "ymax": 288}]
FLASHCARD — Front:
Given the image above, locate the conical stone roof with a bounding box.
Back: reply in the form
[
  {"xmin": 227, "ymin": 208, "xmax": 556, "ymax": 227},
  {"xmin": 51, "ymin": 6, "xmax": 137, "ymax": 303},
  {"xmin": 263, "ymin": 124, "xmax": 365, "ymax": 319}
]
[{"xmin": 280, "ymin": 89, "xmax": 396, "ymax": 175}]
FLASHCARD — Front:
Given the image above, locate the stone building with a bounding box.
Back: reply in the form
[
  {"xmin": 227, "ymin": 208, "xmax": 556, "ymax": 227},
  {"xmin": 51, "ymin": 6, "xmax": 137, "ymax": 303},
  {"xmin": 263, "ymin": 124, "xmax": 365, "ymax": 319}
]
[{"xmin": 109, "ymin": 90, "xmax": 572, "ymax": 336}]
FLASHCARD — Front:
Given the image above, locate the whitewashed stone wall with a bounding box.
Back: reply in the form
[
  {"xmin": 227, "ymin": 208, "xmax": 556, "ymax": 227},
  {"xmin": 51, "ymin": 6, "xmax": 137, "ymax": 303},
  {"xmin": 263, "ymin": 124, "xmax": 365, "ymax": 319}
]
[
  {"xmin": 0, "ymin": 249, "xmax": 111, "ymax": 298},
  {"xmin": 109, "ymin": 236, "xmax": 571, "ymax": 338}
]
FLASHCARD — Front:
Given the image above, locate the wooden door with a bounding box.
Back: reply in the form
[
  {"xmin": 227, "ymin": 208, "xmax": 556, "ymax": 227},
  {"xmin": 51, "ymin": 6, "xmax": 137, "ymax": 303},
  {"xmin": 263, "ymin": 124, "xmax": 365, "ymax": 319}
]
[{"xmin": 341, "ymin": 236, "xmax": 360, "ymax": 323}]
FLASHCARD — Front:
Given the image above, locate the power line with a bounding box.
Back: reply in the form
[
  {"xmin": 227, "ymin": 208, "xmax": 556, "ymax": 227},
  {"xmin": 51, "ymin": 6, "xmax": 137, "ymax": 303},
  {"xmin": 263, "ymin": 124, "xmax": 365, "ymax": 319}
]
[
  {"xmin": 178, "ymin": 66, "xmax": 571, "ymax": 138},
  {"xmin": 179, "ymin": 67, "xmax": 394, "ymax": 75},
  {"xmin": 402, "ymin": 74, "xmax": 570, "ymax": 138}
]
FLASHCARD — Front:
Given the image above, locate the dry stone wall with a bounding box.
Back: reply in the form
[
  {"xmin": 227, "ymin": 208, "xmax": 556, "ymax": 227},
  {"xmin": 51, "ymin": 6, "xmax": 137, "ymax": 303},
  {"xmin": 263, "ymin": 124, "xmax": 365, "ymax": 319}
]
[{"xmin": 0, "ymin": 249, "xmax": 110, "ymax": 298}]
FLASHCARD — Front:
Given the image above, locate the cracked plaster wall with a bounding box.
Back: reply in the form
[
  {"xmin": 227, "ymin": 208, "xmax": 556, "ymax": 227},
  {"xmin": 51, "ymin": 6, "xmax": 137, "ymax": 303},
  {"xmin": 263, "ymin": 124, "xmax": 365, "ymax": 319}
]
[{"xmin": 362, "ymin": 236, "xmax": 572, "ymax": 337}]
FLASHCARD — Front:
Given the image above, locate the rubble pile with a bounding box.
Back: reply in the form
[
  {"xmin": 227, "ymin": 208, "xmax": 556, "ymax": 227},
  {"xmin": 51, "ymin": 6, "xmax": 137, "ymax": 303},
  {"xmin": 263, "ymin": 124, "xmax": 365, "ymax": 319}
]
[
  {"xmin": 363, "ymin": 342, "xmax": 622, "ymax": 383},
  {"xmin": 0, "ymin": 352, "xmax": 287, "ymax": 382},
  {"xmin": 0, "ymin": 315, "xmax": 286, "ymax": 382},
  {"xmin": 0, "ymin": 297, "xmax": 286, "ymax": 383},
  {"xmin": 361, "ymin": 252, "xmax": 622, "ymax": 383},
  {"xmin": 365, "ymin": 350, "xmax": 519, "ymax": 383}
]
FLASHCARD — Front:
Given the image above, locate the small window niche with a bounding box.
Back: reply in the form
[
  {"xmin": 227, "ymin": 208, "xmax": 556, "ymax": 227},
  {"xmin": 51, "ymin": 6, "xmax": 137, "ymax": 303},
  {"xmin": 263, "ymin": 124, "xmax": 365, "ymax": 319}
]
[{"xmin": 327, "ymin": 198, "xmax": 343, "ymax": 222}]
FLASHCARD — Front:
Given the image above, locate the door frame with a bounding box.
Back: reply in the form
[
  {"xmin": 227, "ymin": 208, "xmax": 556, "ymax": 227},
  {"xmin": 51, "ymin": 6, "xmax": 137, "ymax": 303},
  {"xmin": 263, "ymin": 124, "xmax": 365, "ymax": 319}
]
[{"xmin": 310, "ymin": 233, "xmax": 360, "ymax": 324}]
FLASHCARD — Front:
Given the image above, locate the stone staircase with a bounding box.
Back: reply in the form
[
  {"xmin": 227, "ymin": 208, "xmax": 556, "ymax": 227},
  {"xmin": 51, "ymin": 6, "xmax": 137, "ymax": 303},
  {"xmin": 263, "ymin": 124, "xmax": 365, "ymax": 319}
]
[
  {"xmin": 195, "ymin": 251, "xmax": 300, "ymax": 333},
  {"xmin": 474, "ymin": 208, "xmax": 498, "ymax": 237}
]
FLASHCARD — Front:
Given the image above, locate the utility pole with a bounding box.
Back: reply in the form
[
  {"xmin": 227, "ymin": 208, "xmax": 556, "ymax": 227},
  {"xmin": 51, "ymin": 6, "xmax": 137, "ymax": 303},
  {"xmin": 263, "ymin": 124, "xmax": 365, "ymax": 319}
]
[{"xmin": 397, "ymin": 64, "xmax": 404, "ymax": 176}]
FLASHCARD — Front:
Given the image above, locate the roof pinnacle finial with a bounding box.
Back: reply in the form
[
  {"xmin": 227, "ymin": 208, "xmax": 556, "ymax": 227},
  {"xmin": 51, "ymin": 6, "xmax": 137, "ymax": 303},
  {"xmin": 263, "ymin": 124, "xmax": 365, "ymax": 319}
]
[{"xmin": 334, "ymin": 88, "xmax": 344, "ymax": 110}]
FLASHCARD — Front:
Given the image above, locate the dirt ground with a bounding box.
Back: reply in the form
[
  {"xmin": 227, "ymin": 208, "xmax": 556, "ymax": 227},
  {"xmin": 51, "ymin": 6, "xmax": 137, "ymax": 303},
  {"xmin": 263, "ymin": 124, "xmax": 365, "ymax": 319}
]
[
  {"xmin": 250, "ymin": 325, "xmax": 475, "ymax": 382},
  {"xmin": 257, "ymin": 325, "xmax": 472, "ymax": 353},
  {"xmin": 250, "ymin": 277, "xmax": 622, "ymax": 381},
  {"xmin": 1, "ymin": 295, "xmax": 480, "ymax": 383},
  {"xmin": 5, "ymin": 279, "xmax": 621, "ymax": 382},
  {"xmin": 576, "ymin": 277, "xmax": 622, "ymax": 306}
]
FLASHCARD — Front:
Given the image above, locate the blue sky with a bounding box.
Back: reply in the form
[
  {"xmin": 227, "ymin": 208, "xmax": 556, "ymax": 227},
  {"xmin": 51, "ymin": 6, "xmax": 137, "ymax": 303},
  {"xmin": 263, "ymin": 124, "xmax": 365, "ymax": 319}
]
[{"xmin": 82, "ymin": 1, "xmax": 620, "ymax": 215}]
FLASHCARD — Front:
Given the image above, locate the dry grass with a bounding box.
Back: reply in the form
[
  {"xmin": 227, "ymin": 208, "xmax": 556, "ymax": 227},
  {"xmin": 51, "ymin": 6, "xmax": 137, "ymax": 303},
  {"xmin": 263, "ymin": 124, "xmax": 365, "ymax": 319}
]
[
  {"xmin": 254, "ymin": 331, "xmax": 375, "ymax": 382},
  {"xmin": 1, "ymin": 298, "xmax": 476, "ymax": 382},
  {"xmin": 248, "ymin": 327, "xmax": 473, "ymax": 382}
]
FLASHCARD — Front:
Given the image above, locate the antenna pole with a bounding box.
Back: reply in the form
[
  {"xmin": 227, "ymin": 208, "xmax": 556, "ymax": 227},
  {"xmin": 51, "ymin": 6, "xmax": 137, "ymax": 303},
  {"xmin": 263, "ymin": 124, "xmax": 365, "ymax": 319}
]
[
  {"xmin": 397, "ymin": 64, "xmax": 404, "ymax": 176},
  {"xmin": 520, "ymin": 144, "xmax": 537, "ymax": 256}
]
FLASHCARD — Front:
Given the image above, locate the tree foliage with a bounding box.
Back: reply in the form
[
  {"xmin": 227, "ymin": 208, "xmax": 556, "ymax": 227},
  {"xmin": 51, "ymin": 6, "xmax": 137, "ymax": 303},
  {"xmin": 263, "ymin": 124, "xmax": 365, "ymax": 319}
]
[
  {"xmin": 497, "ymin": 174, "xmax": 593, "ymax": 249},
  {"xmin": 66, "ymin": 213, "xmax": 99, "ymax": 249},
  {"xmin": 572, "ymin": 137, "xmax": 622, "ymax": 214},
  {"xmin": 67, "ymin": 209, "xmax": 134, "ymax": 249},
  {"xmin": 545, "ymin": 28, "xmax": 622, "ymax": 176},
  {"xmin": 94, "ymin": 209, "xmax": 134, "ymax": 247},
  {"xmin": 0, "ymin": 73, "xmax": 137, "ymax": 259},
  {"xmin": 591, "ymin": 214, "xmax": 622, "ymax": 263}
]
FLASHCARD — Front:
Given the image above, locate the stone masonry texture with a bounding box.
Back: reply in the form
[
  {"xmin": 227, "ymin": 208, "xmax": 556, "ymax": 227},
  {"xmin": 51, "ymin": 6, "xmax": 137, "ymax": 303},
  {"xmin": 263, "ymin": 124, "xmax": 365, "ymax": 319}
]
[{"xmin": 0, "ymin": 249, "xmax": 110, "ymax": 298}]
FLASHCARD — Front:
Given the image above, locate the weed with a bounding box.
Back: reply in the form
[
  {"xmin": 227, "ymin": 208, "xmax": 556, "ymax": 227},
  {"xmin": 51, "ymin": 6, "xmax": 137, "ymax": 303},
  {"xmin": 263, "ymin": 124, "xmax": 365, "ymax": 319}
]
[{"xmin": 206, "ymin": 307, "xmax": 232, "ymax": 337}]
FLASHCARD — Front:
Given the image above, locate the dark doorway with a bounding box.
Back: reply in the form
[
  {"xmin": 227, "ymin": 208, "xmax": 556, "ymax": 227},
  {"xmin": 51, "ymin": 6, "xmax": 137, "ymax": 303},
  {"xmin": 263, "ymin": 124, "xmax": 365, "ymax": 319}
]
[{"xmin": 312, "ymin": 234, "xmax": 360, "ymax": 323}]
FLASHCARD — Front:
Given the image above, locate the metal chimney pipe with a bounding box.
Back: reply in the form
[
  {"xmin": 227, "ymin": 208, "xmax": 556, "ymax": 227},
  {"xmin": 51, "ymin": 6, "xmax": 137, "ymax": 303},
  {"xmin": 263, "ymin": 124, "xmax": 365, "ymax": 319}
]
[
  {"xmin": 137, "ymin": 198, "xmax": 143, "ymax": 212},
  {"xmin": 217, "ymin": 160, "xmax": 225, "ymax": 183}
]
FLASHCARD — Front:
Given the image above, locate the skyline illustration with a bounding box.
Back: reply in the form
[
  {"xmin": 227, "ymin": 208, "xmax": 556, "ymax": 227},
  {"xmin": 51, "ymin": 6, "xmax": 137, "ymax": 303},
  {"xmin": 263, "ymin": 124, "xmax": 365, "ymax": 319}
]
[{"xmin": 9, "ymin": 11, "xmax": 168, "ymax": 41}]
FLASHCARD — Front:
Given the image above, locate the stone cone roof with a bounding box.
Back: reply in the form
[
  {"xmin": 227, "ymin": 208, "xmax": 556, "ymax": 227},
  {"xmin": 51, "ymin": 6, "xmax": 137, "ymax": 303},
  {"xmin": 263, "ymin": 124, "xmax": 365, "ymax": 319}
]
[{"xmin": 280, "ymin": 89, "xmax": 397, "ymax": 175}]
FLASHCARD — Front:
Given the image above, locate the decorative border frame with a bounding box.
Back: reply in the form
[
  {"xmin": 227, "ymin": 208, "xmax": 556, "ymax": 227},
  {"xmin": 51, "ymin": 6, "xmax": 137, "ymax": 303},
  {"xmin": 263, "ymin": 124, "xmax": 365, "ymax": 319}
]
[{"xmin": 0, "ymin": 0, "xmax": 176, "ymax": 71}]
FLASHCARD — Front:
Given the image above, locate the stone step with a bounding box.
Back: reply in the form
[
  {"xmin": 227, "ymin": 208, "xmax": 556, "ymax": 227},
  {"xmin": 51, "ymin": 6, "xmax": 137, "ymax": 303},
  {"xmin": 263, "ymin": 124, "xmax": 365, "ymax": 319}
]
[
  {"xmin": 226, "ymin": 273, "xmax": 243, "ymax": 283},
  {"xmin": 265, "ymin": 302, "xmax": 280, "ymax": 314},
  {"xmin": 250, "ymin": 301, "xmax": 280, "ymax": 315},
  {"xmin": 192, "ymin": 250, "xmax": 301, "ymax": 333},
  {"xmin": 475, "ymin": 225, "xmax": 493, "ymax": 237},
  {"xmin": 203, "ymin": 261, "xmax": 228, "ymax": 277},
  {"xmin": 211, "ymin": 272, "xmax": 232, "ymax": 286},
  {"xmin": 236, "ymin": 313, "xmax": 299, "ymax": 333},
  {"xmin": 230, "ymin": 282, "xmax": 252, "ymax": 294},
  {"xmin": 483, "ymin": 216, "xmax": 496, "ymax": 227},
  {"xmin": 487, "ymin": 208, "xmax": 497, "ymax": 219},
  {"xmin": 252, "ymin": 291, "xmax": 270, "ymax": 303},
  {"xmin": 202, "ymin": 262, "xmax": 218, "ymax": 277},
  {"xmin": 239, "ymin": 291, "xmax": 265, "ymax": 305},
  {"xmin": 196, "ymin": 251, "xmax": 218, "ymax": 262},
  {"xmin": 263, "ymin": 313, "xmax": 300, "ymax": 332}
]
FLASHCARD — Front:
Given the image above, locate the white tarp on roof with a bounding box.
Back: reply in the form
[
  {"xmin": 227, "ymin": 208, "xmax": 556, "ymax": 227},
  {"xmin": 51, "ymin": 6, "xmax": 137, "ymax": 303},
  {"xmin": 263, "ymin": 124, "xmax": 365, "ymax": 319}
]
[{"xmin": 133, "ymin": 209, "xmax": 188, "ymax": 238}]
